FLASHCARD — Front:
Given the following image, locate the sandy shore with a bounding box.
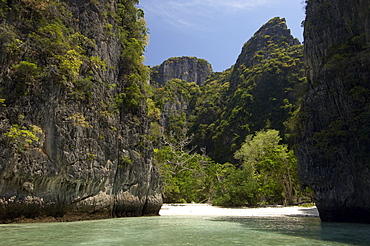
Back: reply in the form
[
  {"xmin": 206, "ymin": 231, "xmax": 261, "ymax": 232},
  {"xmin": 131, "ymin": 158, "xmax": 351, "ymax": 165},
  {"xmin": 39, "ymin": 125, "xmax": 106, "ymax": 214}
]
[{"xmin": 160, "ymin": 204, "xmax": 319, "ymax": 217}]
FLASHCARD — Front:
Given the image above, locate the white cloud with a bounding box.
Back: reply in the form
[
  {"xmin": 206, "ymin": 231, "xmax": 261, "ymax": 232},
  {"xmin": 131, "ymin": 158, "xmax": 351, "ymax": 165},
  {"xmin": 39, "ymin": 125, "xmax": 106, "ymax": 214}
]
[{"xmin": 140, "ymin": 0, "xmax": 273, "ymax": 30}]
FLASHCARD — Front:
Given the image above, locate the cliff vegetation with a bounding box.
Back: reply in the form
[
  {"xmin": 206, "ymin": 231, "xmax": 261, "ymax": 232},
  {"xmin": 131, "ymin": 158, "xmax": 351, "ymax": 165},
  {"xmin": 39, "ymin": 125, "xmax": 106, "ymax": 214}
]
[
  {"xmin": 0, "ymin": 0, "xmax": 162, "ymax": 222},
  {"xmin": 299, "ymin": 0, "xmax": 370, "ymax": 223},
  {"xmin": 149, "ymin": 18, "xmax": 310, "ymax": 206}
]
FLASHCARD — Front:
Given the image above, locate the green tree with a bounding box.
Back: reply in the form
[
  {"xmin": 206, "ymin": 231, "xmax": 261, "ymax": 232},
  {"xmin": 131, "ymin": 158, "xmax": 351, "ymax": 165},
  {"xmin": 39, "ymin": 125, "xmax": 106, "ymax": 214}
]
[
  {"xmin": 3, "ymin": 124, "xmax": 42, "ymax": 152},
  {"xmin": 234, "ymin": 129, "xmax": 299, "ymax": 205},
  {"xmin": 154, "ymin": 128, "xmax": 221, "ymax": 203},
  {"xmin": 212, "ymin": 163, "xmax": 258, "ymax": 207},
  {"xmin": 154, "ymin": 145, "xmax": 205, "ymax": 203},
  {"xmin": 12, "ymin": 61, "xmax": 41, "ymax": 95}
]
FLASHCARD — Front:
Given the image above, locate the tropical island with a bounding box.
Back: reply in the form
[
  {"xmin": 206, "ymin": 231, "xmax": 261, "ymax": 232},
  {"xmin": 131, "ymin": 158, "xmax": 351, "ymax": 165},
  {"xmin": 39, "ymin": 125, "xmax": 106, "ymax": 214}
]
[{"xmin": 0, "ymin": 0, "xmax": 370, "ymax": 224}]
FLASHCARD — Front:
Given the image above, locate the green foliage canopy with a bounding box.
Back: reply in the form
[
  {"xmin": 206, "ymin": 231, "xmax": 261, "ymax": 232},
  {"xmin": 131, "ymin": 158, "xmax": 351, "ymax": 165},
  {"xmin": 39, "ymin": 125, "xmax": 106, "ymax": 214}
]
[{"xmin": 234, "ymin": 129, "xmax": 299, "ymax": 205}]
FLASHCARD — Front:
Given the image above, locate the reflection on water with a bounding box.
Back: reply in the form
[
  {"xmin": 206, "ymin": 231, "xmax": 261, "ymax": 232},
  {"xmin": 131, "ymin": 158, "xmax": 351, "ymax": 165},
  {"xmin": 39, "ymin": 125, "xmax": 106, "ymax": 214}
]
[{"xmin": 0, "ymin": 215, "xmax": 369, "ymax": 245}]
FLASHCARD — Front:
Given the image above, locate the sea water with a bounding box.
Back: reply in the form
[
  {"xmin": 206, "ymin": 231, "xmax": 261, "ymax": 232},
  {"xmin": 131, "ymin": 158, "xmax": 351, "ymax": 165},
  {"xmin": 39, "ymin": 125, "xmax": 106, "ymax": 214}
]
[{"xmin": 0, "ymin": 215, "xmax": 370, "ymax": 245}]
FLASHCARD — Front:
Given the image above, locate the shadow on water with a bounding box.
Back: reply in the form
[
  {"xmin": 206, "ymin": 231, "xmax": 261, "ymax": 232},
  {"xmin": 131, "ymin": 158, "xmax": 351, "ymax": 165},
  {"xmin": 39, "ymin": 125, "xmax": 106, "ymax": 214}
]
[
  {"xmin": 212, "ymin": 215, "xmax": 370, "ymax": 246},
  {"xmin": 293, "ymin": 207, "xmax": 320, "ymax": 217}
]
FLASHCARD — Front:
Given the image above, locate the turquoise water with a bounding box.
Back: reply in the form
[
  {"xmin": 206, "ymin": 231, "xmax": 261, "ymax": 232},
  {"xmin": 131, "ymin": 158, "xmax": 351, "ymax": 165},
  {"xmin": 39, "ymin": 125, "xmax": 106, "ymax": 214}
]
[{"xmin": 1, "ymin": 215, "xmax": 370, "ymax": 245}]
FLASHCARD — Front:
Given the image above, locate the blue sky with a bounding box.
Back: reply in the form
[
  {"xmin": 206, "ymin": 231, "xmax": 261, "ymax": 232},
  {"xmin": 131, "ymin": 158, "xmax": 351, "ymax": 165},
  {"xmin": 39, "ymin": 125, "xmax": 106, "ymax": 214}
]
[{"xmin": 138, "ymin": 0, "xmax": 306, "ymax": 72}]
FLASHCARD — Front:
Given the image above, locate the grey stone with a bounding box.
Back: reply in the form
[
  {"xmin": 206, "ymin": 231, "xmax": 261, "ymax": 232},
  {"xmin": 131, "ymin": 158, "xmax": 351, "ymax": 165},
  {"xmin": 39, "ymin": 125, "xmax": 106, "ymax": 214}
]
[
  {"xmin": 0, "ymin": 0, "xmax": 162, "ymax": 222},
  {"xmin": 299, "ymin": 0, "xmax": 370, "ymax": 223}
]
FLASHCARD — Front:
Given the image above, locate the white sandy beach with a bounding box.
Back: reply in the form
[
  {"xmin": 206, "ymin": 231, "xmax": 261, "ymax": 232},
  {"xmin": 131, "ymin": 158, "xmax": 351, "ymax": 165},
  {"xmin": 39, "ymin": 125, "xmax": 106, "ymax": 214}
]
[{"xmin": 160, "ymin": 204, "xmax": 319, "ymax": 217}]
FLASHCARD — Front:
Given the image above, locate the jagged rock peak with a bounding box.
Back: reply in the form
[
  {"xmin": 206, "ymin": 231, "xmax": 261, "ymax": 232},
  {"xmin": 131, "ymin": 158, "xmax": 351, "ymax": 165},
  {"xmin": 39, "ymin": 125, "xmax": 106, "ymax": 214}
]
[
  {"xmin": 151, "ymin": 56, "xmax": 213, "ymax": 86},
  {"xmin": 234, "ymin": 17, "xmax": 301, "ymax": 68}
]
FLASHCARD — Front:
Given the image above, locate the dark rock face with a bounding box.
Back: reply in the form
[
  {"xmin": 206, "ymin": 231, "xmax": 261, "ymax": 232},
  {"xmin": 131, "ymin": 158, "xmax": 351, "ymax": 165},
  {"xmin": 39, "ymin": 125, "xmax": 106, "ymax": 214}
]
[
  {"xmin": 0, "ymin": 0, "xmax": 162, "ymax": 222},
  {"xmin": 299, "ymin": 0, "xmax": 370, "ymax": 223},
  {"xmin": 151, "ymin": 56, "xmax": 213, "ymax": 86}
]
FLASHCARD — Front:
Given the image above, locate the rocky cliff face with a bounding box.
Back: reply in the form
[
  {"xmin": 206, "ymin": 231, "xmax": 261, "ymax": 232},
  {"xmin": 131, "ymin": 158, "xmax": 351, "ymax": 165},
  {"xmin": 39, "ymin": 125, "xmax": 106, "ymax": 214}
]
[
  {"xmin": 232, "ymin": 17, "xmax": 300, "ymax": 75},
  {"xmin": 0, "ymin": 0, "xmax": 162, "ymax": 222},
  {"xmin": 299, "ymin": 0, "xmax": 370, "ymax": 222},
  {"xmin": 189, "ymin": 17, "xmax": 304, "ymax": 163},
  {"xmin": 151, "ymin": 56, "xmax": 213, "ymax": 86}
]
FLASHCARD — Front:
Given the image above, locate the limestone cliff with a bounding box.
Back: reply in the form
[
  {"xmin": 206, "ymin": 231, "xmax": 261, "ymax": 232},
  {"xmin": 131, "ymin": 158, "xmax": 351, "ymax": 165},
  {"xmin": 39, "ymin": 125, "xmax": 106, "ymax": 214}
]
[
  {"xmin": 232, "ymin": 17, "xmax": 300, "ymax": 76},
  {"xmin": 299, "ymin": 0, "xmax": 370, "ymax": 222},
  {"xmin": 151, "ymin": 56, "xmax": 213, "ymax": 86},
  {"xmin": 189, "ymin": 17, "xmax": 304, "ymax": 163},
  {"xmin": 0, "ymin": 0, "xmax": 162, "ymax": 222}
]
